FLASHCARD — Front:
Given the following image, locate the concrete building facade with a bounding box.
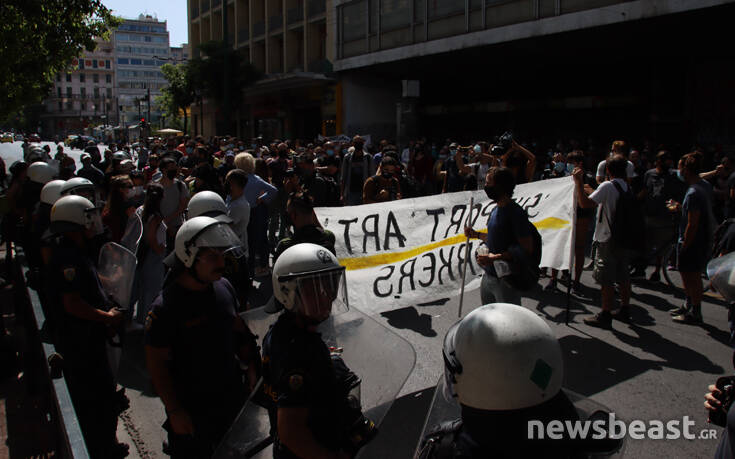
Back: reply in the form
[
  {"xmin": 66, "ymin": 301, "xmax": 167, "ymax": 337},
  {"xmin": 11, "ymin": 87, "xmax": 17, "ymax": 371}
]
[
  {"xmin": 114, "ymin": 15, "xmax": 171, "ymax": 126},
  {"xmin": 331, "ymin": 0, "xmax": 735, "ymax": 148},
  {"xmin": 188, "ymin": 0, "xmax": 335, "ymax": 138},
  {"xmin": 40, "ymin": 37, "xmax": 117, "ymax": 139}
]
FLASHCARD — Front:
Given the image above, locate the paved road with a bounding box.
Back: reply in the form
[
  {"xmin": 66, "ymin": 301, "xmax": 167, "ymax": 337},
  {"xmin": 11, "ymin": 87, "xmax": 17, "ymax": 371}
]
[{"xmin": 2, "ymin": 141, "xmax": 729, "ymax": 458}]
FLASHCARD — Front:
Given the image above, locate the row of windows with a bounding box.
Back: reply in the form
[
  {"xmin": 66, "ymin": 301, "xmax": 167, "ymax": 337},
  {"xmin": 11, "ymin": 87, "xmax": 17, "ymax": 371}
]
[
  {"xmin": 79, "ymin": 59, "xmax": 111, "ymax": 70},
  {"xmin": 116, "ymin": 33, "xmax": 168, "ymax": 43},
  {"xmin": 116, "ymin": 46, "xmax": 169, "ymax": 55},
  {"xmin": 57, "ymin": 87, "xmax": 113, "ymax": 98},
  {"xmin": 118, "ymin": 23, "xmax": 167, "ymax": 33},
  {"xmin": 117, "ymin": 58, "xmax": 168, "ymax": 66},
  {"xmin": 118, "ymin": 70, "xmax": 165, "ymax": 79},
  {"xmin": 55, "ymin": 101, "xmax": 113, "ymax": 112},
  {"xmin": 57, "ymin": 74, "xmax": 112, "ymax": 84},
  {"xmin": 118, "ymin": 81, "xmax": 167, "ymax": 90}
]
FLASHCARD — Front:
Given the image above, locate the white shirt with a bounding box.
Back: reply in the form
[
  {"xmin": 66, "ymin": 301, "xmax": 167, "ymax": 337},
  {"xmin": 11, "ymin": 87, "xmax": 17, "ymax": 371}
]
[
  {"xmin": 589, "ymin": 178, "xmax": 629, "ymax": 242},
  {"xmin": 596, "ymin": 158, "xmax": 636, "ymax": 181},
  {"xmin": 468, "ymin": 162, "xmax": 491, "ymax": 189},
  {"xmin": 227, "ymin": 194, "xmax": 250, "ymax": 256}
]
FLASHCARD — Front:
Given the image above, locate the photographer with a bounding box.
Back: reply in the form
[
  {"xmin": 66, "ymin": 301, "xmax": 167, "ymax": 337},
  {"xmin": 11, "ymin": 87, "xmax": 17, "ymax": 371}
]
[
  {"xmin": 363, "ymin": 156, "xmax": 402, "ymax": 204},
  {"xmin": 499, "ymin": 137, "xmax": 536, "ymax": 185}
]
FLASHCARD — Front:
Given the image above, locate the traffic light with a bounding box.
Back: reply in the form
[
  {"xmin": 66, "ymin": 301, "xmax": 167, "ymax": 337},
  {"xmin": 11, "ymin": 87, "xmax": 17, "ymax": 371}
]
[{"xmin": 140, "ymin": 118, "xmax": 146, "ymax": 128}]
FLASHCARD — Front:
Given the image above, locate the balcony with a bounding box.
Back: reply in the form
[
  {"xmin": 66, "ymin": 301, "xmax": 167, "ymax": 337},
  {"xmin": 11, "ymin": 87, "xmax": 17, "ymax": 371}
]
[
  {"xmin": 308, "ymin": 0, "xmax": 325, "ymax": 17},
  {"xmin": 192, "ymin": 3, "xmax": 199, "ymax": 17},
  {"xmin": 287, "ymin": 6, "xmax": 303, "ymax": 25},
  {"xmin": 253, "ymin": 21, "xmax": 265, "ymax": 36},
  {"xmin": 268, "ymin": 15, "xmax": 283, "ymax": 32},
  {"xmin": 202, "ymin": 0, "xmax": 210, "ymax": 13}
]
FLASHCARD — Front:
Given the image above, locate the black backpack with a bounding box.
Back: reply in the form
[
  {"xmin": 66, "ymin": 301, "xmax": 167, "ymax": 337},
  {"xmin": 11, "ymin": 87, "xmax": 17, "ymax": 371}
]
[{"xmin": 606, "ymin": 181, "xmax": 646, "ymax": 252}]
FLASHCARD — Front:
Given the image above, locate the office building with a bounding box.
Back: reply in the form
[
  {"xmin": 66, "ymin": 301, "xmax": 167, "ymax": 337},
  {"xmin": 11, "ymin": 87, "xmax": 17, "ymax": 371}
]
[{"xmin": 188, "ymin": 0, "xmax": 333, "ymax": 138}]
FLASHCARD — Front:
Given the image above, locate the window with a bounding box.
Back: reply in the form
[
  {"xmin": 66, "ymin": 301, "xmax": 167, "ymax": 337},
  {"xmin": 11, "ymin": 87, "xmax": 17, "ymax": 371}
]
[
  {"xmin": 80, "ymin": 102, "xmax": 85, "ymax": 110},
  {"xmin": 145, "ymin": 35, "xmax": 152, "ymax": 42},
  {"xmin": 93, "ymin": 60, "xmax": 98, "ymax": 68},
  {"xmin": 80, "ymin": 87, "xmax": 86, "ymax": 97},
  {"xmin": 93, "ymin": 74, "xmax": 99, "ymax": 83},
  {"xmin": 56, "ymin": 74, "xmax": 61, "ymax": 82},
  {"xmin": 130, "ymin": 58, "xmax": 142, "ymax": 65},
  {"xmin": 57, "ymin": 87, "xmax": 61, "ymax": 97},
  {"xmin": 107, "ymin": 88, "xmax": 112, "ymax": 98},
  {"xmin": 105, "ymin": 60, "xmax": 111, "ymax": 69},
  {"xmin": 94, "ymin": 87, "xmax": 100, "ymax": 98},
  {"xmin": 79, "ymin": 60, "xmax": 84, "ymax": 69},
  {"xmin": 58, "ymin": 101, "xmax": 63, "ymax": 111},
  {"xmin": 66, "ymin": 73, "xmax": 72, "ymax": 82},
  {"xmin": 79, "ymin": 73, "xmax": 85, "ymax": 82},
  {"xmin": 66, "ymin": 87, "xmax": 72, "ymax": 96},
  {"xmin": 143, "ymin": 59, "xmax": 154, "ymax": 66},
  {"xmin": 66, "ymin": 101, "xmax": 73, "ymax": 110},
  {"xmin": 118, "ymin": 58, "xmax": 129, "ymax": 65},
  {"xmin": 106, "ymin": 74, "xmax": 112, "ymax": 83}
]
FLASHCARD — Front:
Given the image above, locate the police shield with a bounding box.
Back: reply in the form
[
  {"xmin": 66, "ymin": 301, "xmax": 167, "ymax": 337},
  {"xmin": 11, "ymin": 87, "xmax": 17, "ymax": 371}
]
[
  {"xmin": 97, "ymin": 242, "xmax": 137, "ymax": 310},
  {"xmin": 707, "ymin": 251, "xmax": 735, "ymax": 302},
  {"xmin": 213, "ymin": 306, "xmax": 416, "ymax": 459},
  {"xmin": 120, "ymin": 211, "xmax": 143, "ymax": 254},
  {"xmin": 414, "ymin": 378, "xmax": 626, "ymax": 459}
]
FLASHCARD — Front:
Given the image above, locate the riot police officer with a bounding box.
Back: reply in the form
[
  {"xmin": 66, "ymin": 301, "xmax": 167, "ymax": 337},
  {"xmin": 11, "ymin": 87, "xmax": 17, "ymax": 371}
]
[
  {"xmin": 46, "ymin": 195, "xmax": 127, "ymax": 458},
  {"xmin": 264, "ymin": 243, "xmax": 375, "ymax": 459},
  {"xmin": 417, "ymin": 303, "xmax": 580, "ymax": 458},
  {"xmin": 144, "ymin": 216, "xmax": 260, "ymax": 458}
]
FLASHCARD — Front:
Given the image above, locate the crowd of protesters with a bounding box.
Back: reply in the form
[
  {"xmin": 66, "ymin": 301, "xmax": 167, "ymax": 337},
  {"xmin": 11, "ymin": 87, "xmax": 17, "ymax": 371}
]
[{"xmin": 0, "ymin": 130, "xmax": 732, "ymax": 457}]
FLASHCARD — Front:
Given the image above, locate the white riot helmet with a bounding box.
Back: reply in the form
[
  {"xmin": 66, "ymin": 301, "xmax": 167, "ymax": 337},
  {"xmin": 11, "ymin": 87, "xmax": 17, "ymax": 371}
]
[
  {"xmin": 186, "ymin": 191, "xmax": 233, "ymax": 223},
  {"xmin": 119, "ymin": 159, "xmax": 135, "ymax": 173},
  {"xmin": 27, "ymin": 161, "xmax": 56, "ymax": 184},
  {"xmin": 113, "ymin": 151, "xmax": 129, "ymax": 161},
  {"xmin": 49, "ymin": 195, "xmax": 103, "ymax": 236},
  {"xmin": 443, "ymin": 304, "xmax": 563, "ymax": 411},
  {"xmin": 40, "ymin": 180, "xmax": 66, "ymax": 205},
  {"xmin": 272, "ymin": 243, "xmax": 348, "ymax": 322},
  {"xmin": 164, "ymin": 216, "xmax": 244, "ymax": 268},
  {"xmin": 60, "ymin": 177, "xmax": 96, "ymax": 203}
]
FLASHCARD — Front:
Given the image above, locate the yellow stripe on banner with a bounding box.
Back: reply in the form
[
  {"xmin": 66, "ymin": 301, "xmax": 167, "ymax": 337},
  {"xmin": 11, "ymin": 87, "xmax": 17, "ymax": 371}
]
[{"xmin": 340, "ymin": 216, "xmax": 570, "ymax": 271}]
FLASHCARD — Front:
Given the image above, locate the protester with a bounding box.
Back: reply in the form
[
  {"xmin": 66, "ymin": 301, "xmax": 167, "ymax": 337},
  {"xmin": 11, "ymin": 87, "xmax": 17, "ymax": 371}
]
[
  {"xmin": 340, "ymin": 135, "xmax": 375, "ymax": 205},
  {"xmin": 157, "ymin": 157, "xmax": 189, "ymax": 252},
  {"xmin": 363, "ymin": 156, "xmax": 402, "ymax": 204}
]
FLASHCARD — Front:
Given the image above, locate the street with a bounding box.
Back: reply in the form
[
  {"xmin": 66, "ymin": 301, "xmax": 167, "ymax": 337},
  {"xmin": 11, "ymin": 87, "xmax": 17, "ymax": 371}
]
[{"xmin": 1, "ymin": 140, "xmax": 730, "ymax": 458}]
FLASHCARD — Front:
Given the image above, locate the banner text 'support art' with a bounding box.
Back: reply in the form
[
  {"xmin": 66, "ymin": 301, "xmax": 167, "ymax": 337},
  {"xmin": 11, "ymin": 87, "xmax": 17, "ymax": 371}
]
[{"xmin": 315, "ymin": 176, "xmax": 576, "ymax": 314}]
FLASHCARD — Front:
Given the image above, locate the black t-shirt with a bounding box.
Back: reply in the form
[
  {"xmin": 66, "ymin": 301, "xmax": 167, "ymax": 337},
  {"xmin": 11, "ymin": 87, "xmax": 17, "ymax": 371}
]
[
  {"xmin": 263, "ymin": 312, "xmax": 344, "ymax": 455},
  {"xmin": 442, "ymin": 156, "xmax": 465, "ymax": 193},
  {"xmin": 716, "ymin": 401, "xmax": 735, "ymax": 459},
  {"xmin": 145, "ymin": 278, "xmax": 245, "ymax": 413},
  {"xmin": 349, "ymin": 155, "xmax": 366, "ymax": 193},
  {"xmin": 48, "ymin": 237, "xmax": 110, "ymax": 360},
  {"xmin": 643, "ymin": 168, "xmax": 686, "ymax": 218}
]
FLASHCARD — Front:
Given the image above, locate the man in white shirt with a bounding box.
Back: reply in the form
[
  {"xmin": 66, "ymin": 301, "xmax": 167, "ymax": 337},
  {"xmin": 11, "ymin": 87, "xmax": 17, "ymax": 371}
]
[
  {"xmin": 225, "ymin": 169, "xmax": 250, "ymax": 256},
  {"xmin": 574, "ymin": 154, "xmax": 633, "ymax": 329},
  {"xmin": 595, "ymin": 140, "xmax": 636, "ymax": 184}
]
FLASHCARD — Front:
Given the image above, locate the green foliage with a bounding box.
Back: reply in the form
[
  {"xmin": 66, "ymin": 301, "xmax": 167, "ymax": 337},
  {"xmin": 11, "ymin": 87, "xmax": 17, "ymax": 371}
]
[
  {"xmin": 0, "ymin": 0, "xmax": 121, "ymax": 123},
  {"xmin": 157, "ymin": 63, "xmax": 196, "ymax": 134}
]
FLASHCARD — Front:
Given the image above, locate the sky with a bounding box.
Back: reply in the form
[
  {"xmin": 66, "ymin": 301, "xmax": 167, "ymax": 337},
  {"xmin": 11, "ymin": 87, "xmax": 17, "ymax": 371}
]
[{"xmin": 102, "ymin": 0, "xmax": 189, "ymax": 47}]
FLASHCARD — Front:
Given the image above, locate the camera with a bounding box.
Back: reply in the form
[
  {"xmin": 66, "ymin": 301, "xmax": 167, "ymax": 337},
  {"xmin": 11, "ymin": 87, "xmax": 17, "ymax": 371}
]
[
  {"xmin": 491, "ymin": 131, "xmax": 514, "ymax": 156},
  {"xmin": 710, "ymin": 376, "xmax": 735, "ymax": 427}
]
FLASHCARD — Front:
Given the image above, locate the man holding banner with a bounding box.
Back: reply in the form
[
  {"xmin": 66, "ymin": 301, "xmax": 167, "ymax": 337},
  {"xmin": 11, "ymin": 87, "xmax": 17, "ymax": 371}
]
[{"xmin": 465, "ymin": 167, "xmax": 537, "ymax": 306}]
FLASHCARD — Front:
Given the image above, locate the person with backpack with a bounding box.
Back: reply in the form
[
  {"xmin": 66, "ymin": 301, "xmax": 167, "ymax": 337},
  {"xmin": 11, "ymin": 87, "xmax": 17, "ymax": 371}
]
[
  {"xmin": 573, "ymin": 154, "xmax": 639, "ymax": 329},
  {"xmin": 464, "ymin": 167, "xmax": 540, "ymax": 306},
  {"xmin": 157, "ymin": 156, "xmax": 190, "ymax": 253}
]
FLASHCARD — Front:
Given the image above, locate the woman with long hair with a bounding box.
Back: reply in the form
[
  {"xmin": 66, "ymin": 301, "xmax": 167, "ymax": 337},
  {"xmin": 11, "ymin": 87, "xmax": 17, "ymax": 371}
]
[
  {"xmin": 102, "ymin": 175, "xmax": 137, "ymax": 243},
  {"xmin": 133, "ymin": 182, "xmax": 167, "ymax": 327}
]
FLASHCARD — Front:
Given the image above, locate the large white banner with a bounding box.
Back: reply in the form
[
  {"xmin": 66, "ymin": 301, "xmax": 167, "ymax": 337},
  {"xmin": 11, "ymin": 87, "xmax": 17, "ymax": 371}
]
[{"xmin": 315, "ymin": 176, "xmax": 576, "ymax": 314}]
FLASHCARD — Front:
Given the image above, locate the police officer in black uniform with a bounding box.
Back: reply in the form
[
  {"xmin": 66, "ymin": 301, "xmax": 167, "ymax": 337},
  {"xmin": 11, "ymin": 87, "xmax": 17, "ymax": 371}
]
[
  {"xmin": 46, "ymin": 195, "xmax": 128, "ymax": 458},
  {"xmin": 264, "ymin": 243, "xmax": 376, "ymax": 459},
  {"xmin": 145, "ymin": 216, "xmax": 260, "ymax": 458}
]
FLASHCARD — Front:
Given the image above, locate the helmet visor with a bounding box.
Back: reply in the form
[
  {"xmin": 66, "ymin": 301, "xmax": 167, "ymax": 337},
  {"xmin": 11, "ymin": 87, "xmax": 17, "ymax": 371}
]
[
  {"xmin": 442, "ymin": 321, "xmax": 461, "ymax": 402},
  {"xmin": 69, "ymin": 186, "xmax": 99, "ymax": 206},
  {"xmin": 292, "ymin": 267, "xmax": 349, "ymax": 322},
  {"xmin": 192, "ymin": 222, "xmax": 245, "ymax": 259},
  {"xmin": 85, "ymin": 207, "xmax": 104, "ymax": 236}
]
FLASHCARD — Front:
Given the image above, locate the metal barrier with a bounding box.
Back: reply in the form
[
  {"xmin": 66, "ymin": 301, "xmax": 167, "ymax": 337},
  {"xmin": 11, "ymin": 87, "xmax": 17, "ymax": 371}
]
[{"xmin": 14, "ymin": 247, "xmax": 90, "ymax": 459}]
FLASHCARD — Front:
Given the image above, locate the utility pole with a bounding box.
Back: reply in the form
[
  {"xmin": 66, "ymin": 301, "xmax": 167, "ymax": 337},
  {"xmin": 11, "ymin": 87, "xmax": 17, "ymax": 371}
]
[
  {"xmin": 222, "ymin": 3, "xmax": 231, "ymax": 135},
  {"xmin": 147, "ymin": 87, "xmax": 151, "ymax": 125}
]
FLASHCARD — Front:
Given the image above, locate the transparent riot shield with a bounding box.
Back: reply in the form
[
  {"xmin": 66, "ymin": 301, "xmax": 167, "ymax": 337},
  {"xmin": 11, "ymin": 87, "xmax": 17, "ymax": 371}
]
[
  {"xmin": 707, "ymin": 251, "xmax": 735, "ymax": 302},
  {"xmin": 97, "ymin": 242, "xmax": 138, "ymax": 310},
  {"xmin": 120, "ymin": 212, "xmax": 143, "ymax": 254},
  {"xmin": 414, "ymin": 378, "xmax": 626, "ymax": 459},
  {"xmin": 213, "ymin": 306, "xmax": 416, "ymax": 459}
]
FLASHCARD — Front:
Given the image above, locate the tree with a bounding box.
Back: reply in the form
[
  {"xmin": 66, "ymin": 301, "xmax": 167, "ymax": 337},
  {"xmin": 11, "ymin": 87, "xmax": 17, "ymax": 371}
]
[
  {"xmin": 157, "ymin": 63, "xmax": 196, "ymax": 134},
  {"xmin": 0, "ymin": 1, "xmax": 121, "ymax": 123},
  {"xmin": 188, "ymin": 41, "xmax": 262, "ymax": 135}
]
